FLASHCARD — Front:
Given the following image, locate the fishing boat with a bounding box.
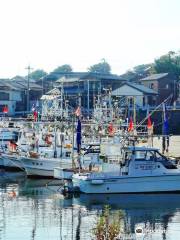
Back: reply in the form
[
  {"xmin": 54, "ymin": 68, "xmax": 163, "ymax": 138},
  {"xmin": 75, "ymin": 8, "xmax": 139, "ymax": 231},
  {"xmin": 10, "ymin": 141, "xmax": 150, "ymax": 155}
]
[
  {"xmin": 19, "ymin": 145, "xmax": 74, "ymax": 178},
  {"xmin": 72, "ymin": 146, "xmax": 180, "ymax": 193},
  {"xmin": 54, "ymin": 143, "xmax": 100, "ymax": 179},
  {"xmin": 0, "ymin": 153, "xmax": 24, "ymax": 171}
]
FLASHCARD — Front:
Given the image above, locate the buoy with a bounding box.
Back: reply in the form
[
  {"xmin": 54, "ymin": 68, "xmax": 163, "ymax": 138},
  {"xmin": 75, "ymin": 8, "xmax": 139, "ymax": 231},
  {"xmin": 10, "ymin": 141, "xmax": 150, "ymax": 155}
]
[{"xmin": 8, "ymin": 190, "xmax": 16, "ymax": 198}]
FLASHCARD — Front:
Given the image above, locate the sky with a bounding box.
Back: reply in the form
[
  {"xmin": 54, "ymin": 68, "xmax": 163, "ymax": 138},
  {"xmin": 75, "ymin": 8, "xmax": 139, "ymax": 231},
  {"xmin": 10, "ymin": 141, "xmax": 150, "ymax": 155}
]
[{"xmin": 0, "ymin": 0, "xmax": 180, "ymax": 78}]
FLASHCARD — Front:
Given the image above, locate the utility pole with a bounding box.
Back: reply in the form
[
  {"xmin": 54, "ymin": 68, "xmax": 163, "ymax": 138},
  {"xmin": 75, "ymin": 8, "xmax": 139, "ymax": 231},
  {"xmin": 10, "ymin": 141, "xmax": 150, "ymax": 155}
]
[
  {"xmin": 87, "ymin": 79, "xmax": 90, "ymax": 118},
  {"xmin": 25, "ymin": 65, "xmax": 33, "ymax": 112}
]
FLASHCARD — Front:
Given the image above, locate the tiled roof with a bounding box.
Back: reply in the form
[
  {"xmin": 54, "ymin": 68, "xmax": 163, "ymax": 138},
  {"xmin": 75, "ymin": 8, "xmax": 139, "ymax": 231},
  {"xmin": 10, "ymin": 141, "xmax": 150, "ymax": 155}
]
[
  {"xmin": 0, "ymin": 78, "xmax": 42, "ymax": 91},
  {"xmin": 0, "ymin": 79, "xmax": 19, "ymax": 90},
  {"xmin": 14, "ymin": 81, "xmax": 42, "ymax": 90},
  {"xmin": 127, "ymin": 82, "xmax": 157, "ymax": 94},
  {"xmin": 80, "ymin": 72, "xmax": 124, "ymax": 81},
  {"xmin": 140, "ymin": 73, "xmax": 168, "ymax": 81},
  {"xmin": 45, "ymin": 72, "xmax": 125, "ymax": 83},
  {"xmin": 112, "ymin": 82, "xmax": 157, "ymax": 96}
]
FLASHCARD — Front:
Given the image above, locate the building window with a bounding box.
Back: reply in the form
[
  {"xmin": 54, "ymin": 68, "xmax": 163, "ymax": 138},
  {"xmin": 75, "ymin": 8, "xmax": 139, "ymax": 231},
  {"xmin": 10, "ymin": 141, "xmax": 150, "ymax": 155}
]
[
  {"xmin": 0, "ymin": 92, "xmax": 9, "ymax": 100},
  {"xmin": 150, "ymin": 83, "xmax": 154, "ymax": 89},
  {"xmin": 143, "ymin": 97, "xmax": 145, "ymax": 106}
]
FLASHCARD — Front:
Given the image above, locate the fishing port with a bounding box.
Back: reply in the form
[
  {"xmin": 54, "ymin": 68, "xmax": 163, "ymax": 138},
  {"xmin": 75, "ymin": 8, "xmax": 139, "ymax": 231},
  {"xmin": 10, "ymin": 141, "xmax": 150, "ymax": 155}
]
[
  {"xmin": 1, "ymin": 1, "xmax": 180, "ymax": 239},
  {"xmin": 0, "ymin": 72, "xmax": 180, "ymax": 239}
]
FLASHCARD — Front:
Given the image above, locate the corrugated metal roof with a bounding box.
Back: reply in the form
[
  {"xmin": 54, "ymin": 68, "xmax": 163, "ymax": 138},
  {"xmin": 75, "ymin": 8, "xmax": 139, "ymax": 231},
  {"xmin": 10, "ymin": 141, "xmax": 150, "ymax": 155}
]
[{"xmin": 141, "ymin": 73, "xmax": 168, "ymax": 81}]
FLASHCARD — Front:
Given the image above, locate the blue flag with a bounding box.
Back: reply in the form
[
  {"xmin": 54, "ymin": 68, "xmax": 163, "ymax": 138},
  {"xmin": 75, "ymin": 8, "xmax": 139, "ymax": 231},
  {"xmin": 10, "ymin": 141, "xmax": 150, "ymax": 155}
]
[
  {"xmin": 76, "ymin": 118, "xmax": 81, "ymax": 153},
  {"xmin": 162, "ymin": 103, "xmax": 169, "ymax": 135}
]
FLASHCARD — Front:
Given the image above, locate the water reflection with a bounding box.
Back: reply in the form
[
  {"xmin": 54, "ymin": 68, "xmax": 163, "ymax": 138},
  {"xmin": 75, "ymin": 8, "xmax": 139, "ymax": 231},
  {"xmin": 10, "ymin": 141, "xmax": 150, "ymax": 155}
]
[
  {"xmin": 1, "ymin": 172, "xmax": 180, "ymax": 239},
  {"xmin": 74, "ymin": 193, "xmax": 180, "ymax": 239}
]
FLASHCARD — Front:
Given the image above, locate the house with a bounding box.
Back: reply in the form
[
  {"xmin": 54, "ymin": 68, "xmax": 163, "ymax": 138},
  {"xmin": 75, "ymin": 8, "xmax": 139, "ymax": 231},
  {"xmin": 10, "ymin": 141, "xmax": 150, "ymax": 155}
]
[
  {"xmin": 11, "ymin": 76, "xmax": 42, "ymax": 111},
  {"xmin": 111, "ymin": 82, "xmax": 158, "ymax": 109},
  {"xmin": 50, "ymin": 72, "xmax": 126, "ymax": 113},
  {"xmin": 0, "ymin": 77, "xmax": 42, "ymax": 116},
  {"xmin": 0, "ymin": 79, "xmax": 22, "ymax": 115},
  {"xmin": 140, "ymin": 73, "xmax": 178, "ymax": 104}
]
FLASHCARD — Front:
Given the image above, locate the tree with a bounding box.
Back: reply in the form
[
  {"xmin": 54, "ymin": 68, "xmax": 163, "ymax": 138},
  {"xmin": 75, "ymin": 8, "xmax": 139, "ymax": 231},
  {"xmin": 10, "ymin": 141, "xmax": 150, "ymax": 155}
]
[
  {"xmin": 28, "ymin": 69, "xmax": 47, "ymax": 81},
  {"xmin": 154, "ymin": 51, "xmax": 180, "ymax": 78},
  {"xmin": 52, "ymin": 64, "xmax": 73, "ymax": 73},
  {"xmin": 133, "ymin": 63, "xmax": 153, "ymax": 74},
  {"xmin": 88, "ymin": 59, "xmax": 111, "ymax": 74},
  {"xmin": 121, "ymin": 63, "xmax": 155, "ymax": 82}
]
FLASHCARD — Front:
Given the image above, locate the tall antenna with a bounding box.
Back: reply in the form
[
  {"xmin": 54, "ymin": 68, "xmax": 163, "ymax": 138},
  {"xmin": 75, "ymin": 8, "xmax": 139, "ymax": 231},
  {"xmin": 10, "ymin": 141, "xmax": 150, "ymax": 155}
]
[{"xmin": 25, "ymin": 65, "xmax": 33, "ymax": 112}]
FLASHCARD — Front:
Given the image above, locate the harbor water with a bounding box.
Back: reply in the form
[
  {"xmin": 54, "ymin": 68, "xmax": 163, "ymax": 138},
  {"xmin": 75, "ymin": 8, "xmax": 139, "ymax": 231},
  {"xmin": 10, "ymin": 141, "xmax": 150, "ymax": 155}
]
[{"xmin": 1, "ymin": 171, "xmax": 180, "ymax": 239}]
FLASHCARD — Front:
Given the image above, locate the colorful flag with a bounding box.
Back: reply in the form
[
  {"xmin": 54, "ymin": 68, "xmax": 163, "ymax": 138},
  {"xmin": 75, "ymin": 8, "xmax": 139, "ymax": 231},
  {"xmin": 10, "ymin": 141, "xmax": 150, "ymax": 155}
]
[
  {"xmin": 33, "ymin": 111, "xmax": 38, "ymax": 122},
  {"xmin": 162, "ymin": 103, "xmax": 169, "ymax": 135},
  {"xmin": 2, "ymin": 105, "xmax": 8, "ymax": 113},
  {"xmin": 75, "ymin": 106, "xmax": 81, "ymax": 117},
  {"xmin": 76, "ymin": 119, "xmax": 81, "ymax": 154},
  {"xmin": 147, "ymin": 115, "xmax": 152, "ymax": 129},
  {"xmin": 128, "ymin": 117, "xmax": 134, "ymax": 132},
  {"xmin": 108, "ymin": 122, "xmax": 114, "ymax": 136}
]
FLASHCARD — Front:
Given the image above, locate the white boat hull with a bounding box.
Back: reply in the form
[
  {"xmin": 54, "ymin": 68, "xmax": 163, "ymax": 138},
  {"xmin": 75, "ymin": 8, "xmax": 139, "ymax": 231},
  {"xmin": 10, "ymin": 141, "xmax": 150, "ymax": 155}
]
[
  {"xmin": 25, "ymin": 167, "xmax": 54, "ymax": 177},
  {"xmin": 73, "ymin": 174, "xmax": 180, "ymax": 194},
  {"xmin": 54, "ymin": 167, "xmax": 74, "ymax": 180},
  {"xmin": 21, "ymin": 157, "xmax": 73, "ymax": 178},
  {"xmin": 0, "ymin": 154, "xmax": 24, "ymax": 170}
]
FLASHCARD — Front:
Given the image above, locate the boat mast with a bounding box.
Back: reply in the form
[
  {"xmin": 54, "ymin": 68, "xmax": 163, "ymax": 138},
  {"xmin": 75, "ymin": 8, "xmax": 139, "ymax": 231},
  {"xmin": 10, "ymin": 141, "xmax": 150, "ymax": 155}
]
[
  {"xmin": 54, "ymin": 119, "xmax": 57, "ymax": 158},
  {"xmin": 72, "ymin": 115, "xmax": 75, "ymax": 168},
  {"xmin": 133, "ymin": 97, "xmax": 136, "ymax": 126}
]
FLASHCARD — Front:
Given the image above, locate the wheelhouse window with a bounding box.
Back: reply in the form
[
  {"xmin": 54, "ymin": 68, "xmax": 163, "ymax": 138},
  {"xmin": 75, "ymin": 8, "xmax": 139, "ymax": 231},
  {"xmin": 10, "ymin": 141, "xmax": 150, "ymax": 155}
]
[
  {"xmin": 65, "ymin": 152, "xmax": 71, "ymax": 157},
  {"xmin": 135, "ymin": 150, "xmax": 155, "ymax": 161}
]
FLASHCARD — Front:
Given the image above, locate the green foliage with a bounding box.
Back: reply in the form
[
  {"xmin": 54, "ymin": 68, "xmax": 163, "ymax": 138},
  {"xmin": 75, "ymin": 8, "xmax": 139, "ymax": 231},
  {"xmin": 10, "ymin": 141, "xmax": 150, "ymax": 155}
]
[
  {"xmin": 88, "ymin": 59, "xmax": 111, "ymax": 74},
  {"xmin": 123, "ymin": 50, "xmax": 180, "ymax": 82},
  {"xmin": 28, "ymin": 69, "xmax": 47, "ymax": 81},
  {"xmin": 122, "ymin": 64, "xmax": 155, "ymax": 81},
  {"xmin": 133, "ymin": 64, "xmax": 153, "ymax": 74},
  {"xmin": 154, "ymin": 51, "xmax": 180, "ymax": 78},
  {"xmin": 93, "ymin": 205, "xmax": 124, "ymax": 240},
  {"xmin": 52, "ymin": 64, "xmax": 73, "ymax": 73}
]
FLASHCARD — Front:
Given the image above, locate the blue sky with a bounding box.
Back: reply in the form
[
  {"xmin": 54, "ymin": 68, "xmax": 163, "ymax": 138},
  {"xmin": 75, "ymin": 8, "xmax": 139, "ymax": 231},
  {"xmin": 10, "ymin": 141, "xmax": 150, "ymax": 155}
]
[{"xmin": 0, "ymin": 0, "xmax": 180, "ymax": 77}]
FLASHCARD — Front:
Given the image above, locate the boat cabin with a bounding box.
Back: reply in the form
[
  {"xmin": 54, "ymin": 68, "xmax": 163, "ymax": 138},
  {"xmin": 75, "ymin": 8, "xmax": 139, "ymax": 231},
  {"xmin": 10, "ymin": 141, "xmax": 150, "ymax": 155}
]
[{"xmin": 124, "ymin": 146, "xmax": 177, "ymax": 176}]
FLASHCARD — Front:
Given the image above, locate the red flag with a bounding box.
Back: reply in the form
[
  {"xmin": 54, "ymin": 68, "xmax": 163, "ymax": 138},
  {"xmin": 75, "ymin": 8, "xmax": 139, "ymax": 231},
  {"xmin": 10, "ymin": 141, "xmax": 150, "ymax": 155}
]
[
  {"xmin": 75, "ymin": 106, "xmax": 81, "ymax": 117},
  {"xmin": 147, "ymin": 115, "xmax": 152, "ymax": 129},
  {"xmin": 2, "ymin": 106, "xmax": 8, "ymax": 113},
  {"xmin": 108, "ymin": 122, "xmax": 114, "ymax": 136},
  {"xmin": 33, "ymin": 111, "xmax": 38, "ymax": 122},
  {"xmin": 128, "ymin": 117, "xmax": 134, "ymax": 132}
]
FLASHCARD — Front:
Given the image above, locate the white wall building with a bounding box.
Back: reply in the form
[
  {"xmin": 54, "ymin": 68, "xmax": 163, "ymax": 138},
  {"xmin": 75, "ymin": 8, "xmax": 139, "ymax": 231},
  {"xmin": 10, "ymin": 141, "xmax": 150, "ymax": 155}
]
[
  {"xmin": 0, "ymin": 78, "xmax": 42, "ymax": 116},
  {"xmin": 112, "ymin": 82, "xmax": 158, "ymax": 109}
]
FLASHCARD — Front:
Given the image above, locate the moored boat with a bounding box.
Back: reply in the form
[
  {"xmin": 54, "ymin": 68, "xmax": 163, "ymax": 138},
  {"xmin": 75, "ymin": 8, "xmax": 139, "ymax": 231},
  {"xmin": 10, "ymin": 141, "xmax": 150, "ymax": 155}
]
[{"xmin": 72, "ymin": 146, "xmax": 180, "ymax": 193}]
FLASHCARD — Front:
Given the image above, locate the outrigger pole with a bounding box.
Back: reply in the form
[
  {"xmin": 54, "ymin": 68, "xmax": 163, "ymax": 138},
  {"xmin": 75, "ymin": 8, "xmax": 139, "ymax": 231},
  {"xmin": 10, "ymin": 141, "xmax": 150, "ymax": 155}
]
[{"xmin": 135, "ymin": 94, "xmax": 173, "ymax": 129}]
